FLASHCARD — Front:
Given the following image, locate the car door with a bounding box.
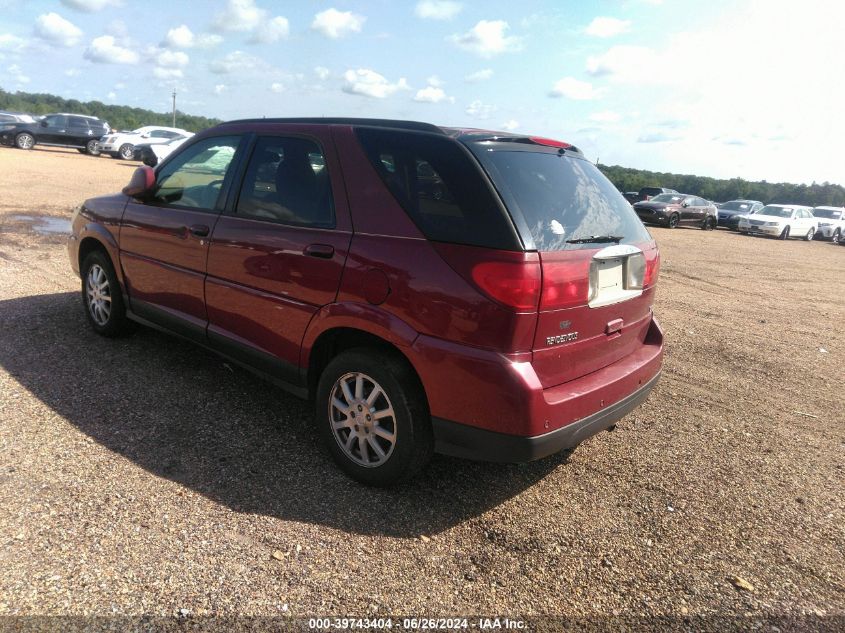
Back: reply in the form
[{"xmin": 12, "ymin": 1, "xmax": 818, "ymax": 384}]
[
  {"xmin": 38, "ymin": 115, "xmax": 67, "ymax": 144},
  {"xmin": 119, "ymin": 134, "xmax": 244, "ymax": 341},
  {"xmin": 680, "ymin": 196, "xmax": 697, "ymax": 224},
  {"xmin": 66, "ymin": 116, "xmax": 92, "ymax": 147},
  {"xmin": 204, "ymin": 130, "xmax": 352, "ymax": 385}
]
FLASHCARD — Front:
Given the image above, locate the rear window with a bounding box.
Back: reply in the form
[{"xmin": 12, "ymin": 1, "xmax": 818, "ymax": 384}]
[
  {"xmin": 472, "ymin": 148, "xmax": 652, "ymax": 251},
  {"xmin": 356, "ymin": 128, "xmax": 520, "ymax": 250}
]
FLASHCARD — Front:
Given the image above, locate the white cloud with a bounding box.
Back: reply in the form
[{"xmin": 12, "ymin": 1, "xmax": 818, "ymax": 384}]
[
  {"xmin": 549, "ymin": 77, "xmax": 602, "ymax": 100},
  {"xmin": 590, "ymin": 110, "xmax": 621, "ymax": 123},
  {"xmin": 426, "ymin": 75, "xmax": 443, "ymax": 87},
  {"xmin": 251, "ymin": 16, "xmax": 290, "ymax": 43},
  {"xmin": 315, "ymin": 66, "xmax": 331, "ymax": 80},
  {"xmin": 156, "ymin": 50, "xmax": 189, "ymax": 68},
  {"xmin": 415, "ymin": 1, "xmax": 462, "ymax": 20},
  {"xmin": 270, "ymin": 83, "xmax": 284, "ymax": 93},
  {"xmin": 209, "ymin": 50, "xmax": 264, "ymax": 74},
  {"xmin": 414, "ymin": 86, "xmax": 453, "ymax": 103},
  {"xmin": 64, "ymin": 68, "xmax": 80, "ymax": 77},
  {"xmin": 342, "ymin": 68, "xmax": 409, "ymax": 98},
  {"xmin": 214, "ymin": 84, "xmax": 227, "ymax": 95},
  {"xmin": 212, "ymin": 0, "xmax": 264, "ymax": 32},
  {"xmin": 637, "ymin": 132, "xmax": 679, "ymax": 143},
  {"xmin": 114, "ymin": 82, "xmax": 125, "ymax": 89},
  {"xmin": 312, "ymin": 8, "xmax": 366, "ymax": 39},
  {"xmin": 501, "ymin": 119, "xmax": 519, "ymax": 131},
  {"xmin": 163, "ymin": 24, "xmax": 194, "ymax": 48},
  {"xmin": 60, "ymin": 0, "xmax": 121, "ymax": 12},
  {"xmin": 465, "ymin": 100, "xmax": 496, "ymax": 119},
  {"xmin": 106, "ymin": 19, "xmax": 128, "ymax": 37},
  {"xmin": 585, "ymin": 17, "xmax": 631, "ymax": 38},
  {"xmin": 196, "ymin": 34, "xmax": 224, "ymax": 48},
  {"xmin": 34, "ymin": 13, "xmax": 83, "ymax": 47},
  {"xmin": 106, "ymin": 91, "xmax": 117, "ymax": 100},
  {"xmin": 7, "ymin": 64, "xmax": 30, "ymax": 84},
  {"xmin": 0, "ymin": 33, "xmax": 26, "ymax": 51},
  {"xmin": 465, "ymin": 68, "xmax": 493, "ymax": 82},
  {"xmin": 451, "ymin": 20, "xmax": 521, "ymax": 57},
  {"xmin": 153, "ymin": 67, "xmax": 183, "ymax": 79},
  {"xmin": 84, "ymin": 35, "xmax": 139, "ymax": 64}
]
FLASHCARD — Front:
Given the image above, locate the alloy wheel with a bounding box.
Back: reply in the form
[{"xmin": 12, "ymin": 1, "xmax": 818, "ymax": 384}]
[
  {"xmin": 328, "ymin": 371, "xmax": 397, "ymax": 468},
  {"xmin": 86, "ymin": 264, "xmax": 112, "ymax": 326},
  {"xmin": 16, "ymin": 134, "xmax": 33, "ymax": 149}
]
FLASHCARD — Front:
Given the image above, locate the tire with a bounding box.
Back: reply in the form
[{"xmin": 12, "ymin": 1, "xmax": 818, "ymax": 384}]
[
  {"xmin": 833, "ymin": 229, "xmax": 841, "ymax": 244},
  {"xmin": 668, "ymin": 214, "xmax": 680, "ymax": 229},
  {"xmin": 85, "ymin": 139, "xmax": 100, "ymax": 156},
  {"xmin": 142, "ymin": 152, "xmax": 158, "ymax": 167},
  {"xmin": 77, "ymin": 149, "xmax": 87, "ymax": 154},
  {"xmin": 702, "ymin": 217, "xmax": 716, "ymax": 230},
  {"xmin": 80, "ymin": 250, "xmax": 134, "ymax": 337},
  {"xmin": 779, "ymin": 225, "xmax": 790, "ymax": 240},
  {"xmin": 118, "ymin": 144, "xmax": 134, "ymax": 160},
  {"xmin": 15, "ymin": 133, "xmax": 34, "ymax": 150},
  {"xmin": 805, "ymin": 228, "xmax": 814, "ymax": 241},
  {"xmin": 315, "ymin": 349, "xmax": 433, "ymax": 486}
]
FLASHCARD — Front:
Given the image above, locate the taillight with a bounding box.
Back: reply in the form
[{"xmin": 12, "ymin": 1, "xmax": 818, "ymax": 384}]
[
  {"xmin": 528, "ymin": 136, "xmax": 573, "ymax": 149},
  {"xmin": 540, "ymin": 258, "xmax": 592, "ymax": 310},
  {"xmin": 471, "ymin": 260, "xmax": 541, "ymax": 310},
  {"xmin": 644, "ymin": 248, "xmax": 660, "ymax": 288}
]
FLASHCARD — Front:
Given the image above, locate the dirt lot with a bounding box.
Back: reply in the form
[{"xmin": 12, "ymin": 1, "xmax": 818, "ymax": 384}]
[{"xmin": 1, "ymin": 147, "xmax": 843, "ymax": 629}]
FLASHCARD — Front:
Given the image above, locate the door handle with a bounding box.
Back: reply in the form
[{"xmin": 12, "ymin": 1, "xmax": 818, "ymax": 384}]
[
  {"xmin": 304, "ymin": 243, "xmax": 335, "ymax": 259},
  {"xmin": 189, "ymin": 224, "xmax": 210, "ymax": 237}
]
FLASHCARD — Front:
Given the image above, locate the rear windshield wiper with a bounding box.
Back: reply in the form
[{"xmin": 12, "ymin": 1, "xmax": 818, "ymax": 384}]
[{"xmin": 565, "ymin": 235, "xmax": 623, "ymax": 244}]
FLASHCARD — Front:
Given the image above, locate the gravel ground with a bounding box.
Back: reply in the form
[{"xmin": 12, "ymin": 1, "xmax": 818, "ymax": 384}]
[{"xmin": 0, "ymin": 146, "xmax": 843, "ymax": 630}]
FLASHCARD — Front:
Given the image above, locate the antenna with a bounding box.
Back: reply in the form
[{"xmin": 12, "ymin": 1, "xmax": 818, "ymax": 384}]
[{"xmin": 172, "ymin": 91, "xmax": 176, "ymax": 127}]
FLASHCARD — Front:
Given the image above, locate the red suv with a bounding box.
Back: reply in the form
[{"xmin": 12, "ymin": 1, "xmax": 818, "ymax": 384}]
[{"xmin": 68, "ymin": 118, "xmax": 663, "ymax": 486}]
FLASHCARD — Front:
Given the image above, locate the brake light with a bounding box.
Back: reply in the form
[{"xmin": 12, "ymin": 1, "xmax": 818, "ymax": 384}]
[
  {"xmin": 540, "ymin": 259, "xmax": 592, "ymax": 310},
  {"xmin": 644, "ymin": 248, "xmax": 660, "ymax": 288},
  {"xmin": 529, "ymin": 136, "xmax": 573, "ymax": 149},
  {"xmin": 471, "ymin": 260, "xmax": 541, "ymax": 310}
]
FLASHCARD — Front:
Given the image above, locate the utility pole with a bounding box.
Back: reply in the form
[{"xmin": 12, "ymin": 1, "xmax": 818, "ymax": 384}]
[{"xmin": 171, "ymin": 91, "xmax": 176, "ymax": 127}]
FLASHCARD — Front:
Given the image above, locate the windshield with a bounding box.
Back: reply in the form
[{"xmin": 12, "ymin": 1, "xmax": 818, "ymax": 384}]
[
  {"xmin": 651, "ymin": 193, "xmax": 684, "ymax": 203},
  {"xmin": 812, "ymin": 208, "xmax": 842, "ymax": 219},
  {"xmin": 760, "ymin": 206, "xmax": 794, "ymax": 218},
  {"xmin": 476, "ymin": 149, "xmax": 651, "ymax": 251},
  {"xmin": 721, "ymin": 201, "xmax": 752, "ymax": 211}
]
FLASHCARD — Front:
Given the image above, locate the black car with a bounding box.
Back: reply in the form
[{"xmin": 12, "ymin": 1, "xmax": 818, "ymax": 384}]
[
  {"xmin": 634, "ymin": 193, "xmax": 718, "ymax": 229},
  {"xmin": 717, "ymin": 199, "xmax": 764, "ymax": 229},
  {"xmin": 0, "ymin": 113, "xmax": 110, "ymax": 155}
]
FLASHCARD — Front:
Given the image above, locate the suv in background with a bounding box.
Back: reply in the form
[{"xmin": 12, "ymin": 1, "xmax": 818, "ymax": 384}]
[
  {"xmin": 811, "ymin": 206, "xmax": 845, "ymax": 242},
  {"xmin": 638, "ymin": 186, "xmax": 678, "ymax": 202},
  {"xmin": 98, "ymin": 125, "xmax": 191, "ymax": 160},
  {"xmin": 634, "ymin": 193, "xmax": 717, "ymax": 229},
  {"xmin": 0, "ymin": 111, "xmax": 35, "ymax": 124},
  {"xmin": 0, "ymin": 113, "xmax": 110, "ymax": 155},
  {"xmin": 67, "ymin": 118, "xmax": 663, "ymax": 485},
  {"xmin": 717, "ymin": 199, "xmax": 764, "ymax": 229}
]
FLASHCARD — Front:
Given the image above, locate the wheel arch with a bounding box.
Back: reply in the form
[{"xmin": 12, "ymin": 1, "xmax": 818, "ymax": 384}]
[{"xmin": 77, "ymin": 226, "xmax": 124, "ymax": 286}]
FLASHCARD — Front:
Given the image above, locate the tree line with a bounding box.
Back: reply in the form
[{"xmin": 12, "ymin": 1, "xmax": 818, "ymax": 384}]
[
  {"xmin": 599, "ymin": 163, "xmax": 845, "ymax": 208},
  {"xmin": 0, "ymin": 88, "xmax": 221, "ymax": 133}
]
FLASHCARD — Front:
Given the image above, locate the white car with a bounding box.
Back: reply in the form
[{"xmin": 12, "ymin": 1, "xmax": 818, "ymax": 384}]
[
  {"xmin": 141, "ymin": 135, "xmax": 192, "ymax": 167},
  {"xmin": 811, "ymin": 206, "xmax": 845, "ymax": 243},
  {"xmin": 98, "ymin": 125, "xmax": 190, "ymax": 160},
  {"xmin": 738, "ymin": 204, "xmax": 817, "ymax": 240}
]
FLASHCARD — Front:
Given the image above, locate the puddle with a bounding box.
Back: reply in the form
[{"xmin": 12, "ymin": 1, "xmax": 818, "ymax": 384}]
[{"xmin": 9, "ymin": 215, "xmax": 71, "ymax": 235}]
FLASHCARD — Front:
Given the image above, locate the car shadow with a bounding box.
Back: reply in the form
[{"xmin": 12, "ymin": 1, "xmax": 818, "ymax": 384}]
[{"xmin": 0, "ymin": 292, "xmax": 566, "ymax": 538}]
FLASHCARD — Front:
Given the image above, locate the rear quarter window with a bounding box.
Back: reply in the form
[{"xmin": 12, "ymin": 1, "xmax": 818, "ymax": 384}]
[{"xmin": 355, "ymin": 128, "xmax": 521, "ymax": 250}]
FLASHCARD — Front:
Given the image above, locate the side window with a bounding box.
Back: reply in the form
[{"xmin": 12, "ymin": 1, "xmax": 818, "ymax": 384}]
[
  {"xmin": 235, "ymin": 136, "xmax": 334, "ymax": 227},
  {"xmin": 44, "ymin": 115, "xmax": 68, "ymax": 128},
  {"xmin": 68, "ymin": 117, "xmax": 89, "ymax": 129},
  {"xmin": 151, "ymin": 135, "xmax": 241, "ymax": 211},
  {"xmin": 684, "ymin": 197, "xmax": 695, "ymax": 206}
]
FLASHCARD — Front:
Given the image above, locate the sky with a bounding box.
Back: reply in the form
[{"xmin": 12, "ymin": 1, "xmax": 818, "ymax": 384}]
[{"xmin": 1, "ymin": 0, "xmax": 843, "ymax": 184}]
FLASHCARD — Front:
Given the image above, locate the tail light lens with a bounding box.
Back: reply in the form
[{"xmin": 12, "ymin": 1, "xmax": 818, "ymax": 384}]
[
  {"xmin": 643, "ymin": 248, "xmax": 660, "ymax": 288},
  {"xmin": 540, "ymin": 258, "xmax": 592, "ymax": 310},
  {"xmin": 471, "ymin": 260, "xmax": 541, "ymax": 310},
  {"xmin": 626, "ymin": 253, "xmax": 646, "ymax": 289}
]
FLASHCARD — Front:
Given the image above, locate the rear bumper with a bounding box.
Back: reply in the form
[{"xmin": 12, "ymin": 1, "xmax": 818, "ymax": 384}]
[
  {"xmin": 433, "ymin": 370, "xmax": 660, "ymax": 462},
  {"xmin": 412, "ymin": 316, "xmax": 664, "ymax": 462}
]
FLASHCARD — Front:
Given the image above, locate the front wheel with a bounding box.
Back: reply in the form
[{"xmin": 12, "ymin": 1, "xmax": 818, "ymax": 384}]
[
  {"xmin": 702, "ymin": 217, "xmax": 716, "ymax": 230},
  {"xmin": 85, "ymin": 139, "xmax": 100, "ymax": 156},
  {"xmin": 118, "ymin": 144, "xmax": 134, "ymax": 160},
  {"xmin": 833, "ymin": 229, "xmax": 841, "ymax": 244},
  {"xmin": 779, "ymin": 225, "xmax": 790, "ymax": 240},
  {"xmin": 15, "ymin": 133, "xmax": 34, "ymax": 150},
  {"xmin": 316, "ymin": 349, "xmax": 433, "ymax": 486},
  {"xmin": 668, "ymin": 214, "xmax": 679, "ymax": 229},
  {"xmin": 80, "ymin": 250, "xmax": 134, "ymax": 337},
  {"xmin": 805, "ymin": 228, "xmax": 814, "ymax": 241}
]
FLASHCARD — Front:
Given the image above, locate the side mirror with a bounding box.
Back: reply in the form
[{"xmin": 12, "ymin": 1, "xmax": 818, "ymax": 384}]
[
  {"xmin": 40, "ymin": 120, "xmax": 48, "ymax": 128},
  {"xmin": 122, "ymin": 166, "xmax": 155, "ymax": 199},
  {"xmin": 681, "ymin": 201, "xmax": 689, "ymax": 208},
  {"xmin": 140, "ymin": 133, "xmax": 150, "ymax": 138}
]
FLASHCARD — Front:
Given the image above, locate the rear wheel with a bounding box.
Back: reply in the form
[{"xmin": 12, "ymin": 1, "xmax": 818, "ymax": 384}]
[
  {"xmin": 316, "ymin": 349, "xmax": 433, "ymax": 486},
  {"xmin": 702, "ymin": 217, "xmax": 716, "ymax": 230},
  {"xmin": 833, "ymin": 229, "xmax": 841, "ymax": 244},
  {"xmin": 779, "ymin": 225, "xmax": 790, "ymax": 240},
  {"xmin": 15, "ymin": 133, "xmax": 34, "ymax": 150},
  {"xmin": 85, "ymin": 139, "xmax": 100, "ymax": 156},
  {"xmin": 80, "ymin": 250, "xmax": 134, "ymax": 337},
  {"xmin": 118, "ymin": 144, "xmax": 134, "ymax": 160},
  {"xmin": 805, "ymin": 227, "xmax": 814, "ymax": 241},
  {"xmin": 668, "ymin": 214, "xmax": 679, "ymax": 229}
]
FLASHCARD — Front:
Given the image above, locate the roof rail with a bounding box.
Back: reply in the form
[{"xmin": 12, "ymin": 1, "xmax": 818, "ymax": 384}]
[{"xmin": 221, "ymin": 117, "xmax": 445, "ymax": 134}]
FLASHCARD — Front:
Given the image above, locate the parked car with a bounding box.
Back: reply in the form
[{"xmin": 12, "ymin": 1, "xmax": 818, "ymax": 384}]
[
  {"xmin": 0, "ymin": 113, "xmax": 109, "ymax": 155},
  {"xmin": 98, "ymin": 125, "xmax": 191, "ymax": 160},
  {"xmin": 717, "ymin": 199, "xmax": 764, "ymax": 229},
  {"xmin": 811, "ymin": 206, "xmax": 845, "ymax": 242},
  {"xmin": 0, "ymin": 111, "xmax": 35, "ymax": 124},
  {"xmin": 633, "ymin": 193, "xmax": 717, "ymax": 229},
  {"xmin": 67, "ymin": 118, "xmax": 664, "ymax": 485},
  {"xmin": 637, "ymin": 186, "xmax": 678, "ymax": 202},
  {"xmin": 622, "ymin": 191, "xmax": 639, "ymax": 205},
  {"xmin": 737, "ymin": 204, "xmax": 817, "ymax": 240},
  {"xmin": 133, "ymin": 134, "xmax": 192, "ymax": 167}
]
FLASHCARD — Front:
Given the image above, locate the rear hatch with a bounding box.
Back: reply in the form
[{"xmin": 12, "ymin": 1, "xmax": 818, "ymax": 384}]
[{"xmin": 467, "ymin": 139, "xmax": 659, "ymax": 388}]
